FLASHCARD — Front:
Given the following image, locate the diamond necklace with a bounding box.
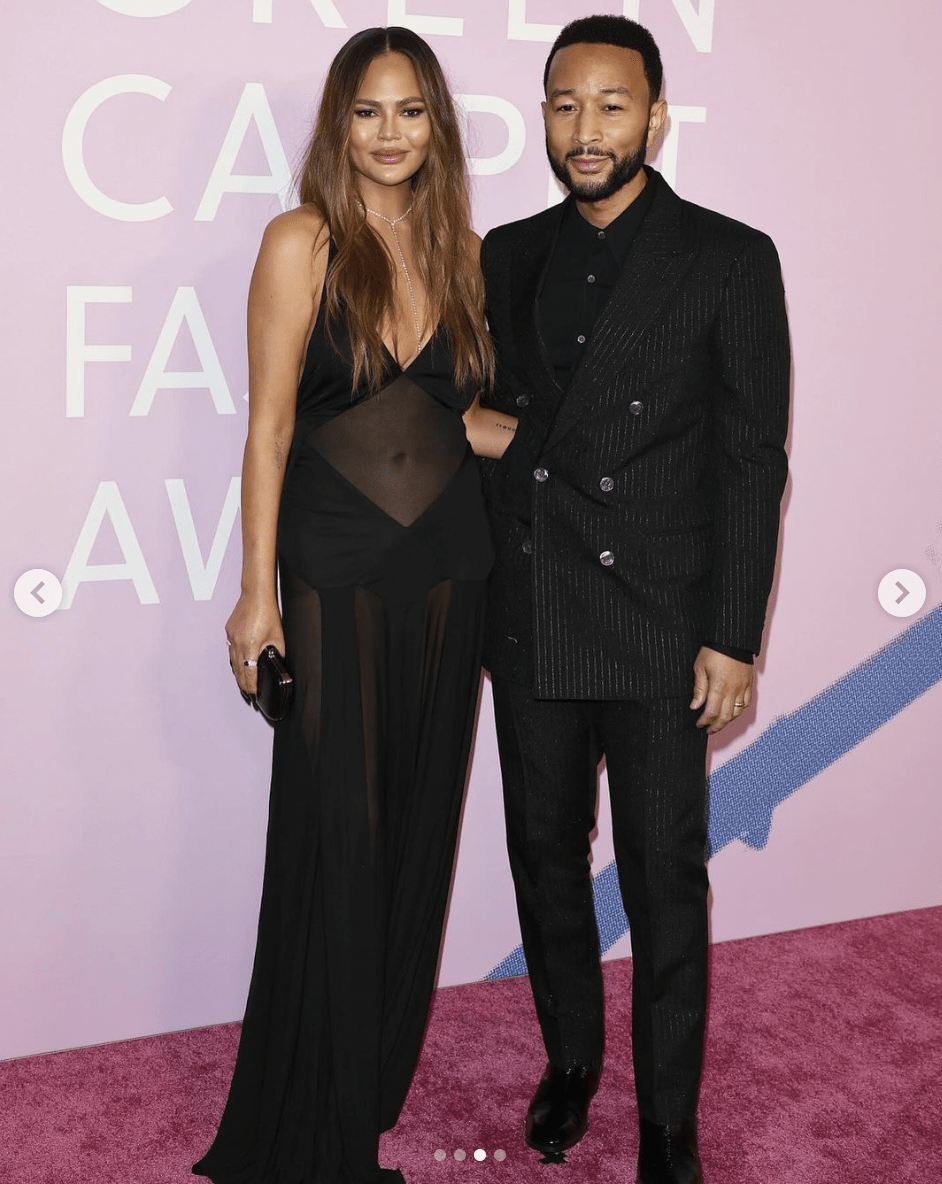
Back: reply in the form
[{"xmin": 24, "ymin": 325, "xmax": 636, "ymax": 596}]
[{"xmin": 363, "ymin": 203, "xmax": 422, "ymax": 358}]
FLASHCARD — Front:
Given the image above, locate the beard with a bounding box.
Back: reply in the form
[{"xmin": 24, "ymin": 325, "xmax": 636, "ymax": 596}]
[{"xmin": 547, "ymin": 138, "xmax": 647, "ymax": 201}]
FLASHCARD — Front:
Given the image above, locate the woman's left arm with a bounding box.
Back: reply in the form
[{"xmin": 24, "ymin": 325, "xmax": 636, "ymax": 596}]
[{"xmin": 463, "ymin": 393, "xmax": 517, "ymax": 458}]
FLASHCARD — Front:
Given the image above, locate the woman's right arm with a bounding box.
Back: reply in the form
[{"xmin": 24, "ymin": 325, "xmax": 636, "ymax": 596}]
[{"xmin": 227, "ymin": 208, "xmax": 328, "ymax": 697}]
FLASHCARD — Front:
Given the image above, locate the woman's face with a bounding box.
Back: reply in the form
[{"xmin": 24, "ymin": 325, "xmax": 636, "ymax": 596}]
[{"xmin": 348, "ymin": 52, "xmax": 432, "ymax": 194}]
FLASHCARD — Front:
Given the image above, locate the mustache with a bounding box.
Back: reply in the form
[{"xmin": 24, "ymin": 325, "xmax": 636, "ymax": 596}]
[{"xmin": 565, "ymin": 147, "xmax": 614, "ymax": 160}]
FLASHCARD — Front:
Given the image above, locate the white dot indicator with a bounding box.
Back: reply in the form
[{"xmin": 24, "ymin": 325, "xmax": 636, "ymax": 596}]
[
  {"xmin": 494, "ymin": 1149, "xmax": 507, "ymax": 1161},
  {"xmin": 434, "ymin": 1149, "xmax": 446, "ymax": 1161},
  {"xmin": 454, "ymin": 1149, "xmax": 466, "ymax": 1161},
  {"xmin": 474, "ymin": 1149, "xmax": 486, "ymax": 1161}
]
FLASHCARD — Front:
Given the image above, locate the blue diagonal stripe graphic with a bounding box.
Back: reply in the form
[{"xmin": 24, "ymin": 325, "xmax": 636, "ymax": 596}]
[{"xmin": 485, "ymin": 601, "xmax": 942, "ymax": 980}]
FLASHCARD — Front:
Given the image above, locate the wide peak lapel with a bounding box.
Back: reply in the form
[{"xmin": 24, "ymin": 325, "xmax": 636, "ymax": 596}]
[
  {"xmin": 545, "ymin": 181, "xmax": 694, "ymax": 448},
  {"xmin": 508, "ymin": 199, "xmax": 569, "ymax": 393}
]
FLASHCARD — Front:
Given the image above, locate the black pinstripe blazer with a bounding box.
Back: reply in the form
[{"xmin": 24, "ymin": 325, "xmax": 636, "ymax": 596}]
[{"xmin": 480, "ymin": 172, "xmax": 790, "ymax": 700}]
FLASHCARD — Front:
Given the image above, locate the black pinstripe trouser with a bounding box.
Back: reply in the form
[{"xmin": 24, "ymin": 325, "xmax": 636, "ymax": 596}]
[{"xmin": 491, "ymin": 676, "xmax": 710, "ymax": 1125}]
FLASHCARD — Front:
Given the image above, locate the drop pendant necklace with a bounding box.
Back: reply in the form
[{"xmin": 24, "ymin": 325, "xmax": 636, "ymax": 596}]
[{"xmin": 363, "ymin": 203, "xmax": 422, "ymax": 361}]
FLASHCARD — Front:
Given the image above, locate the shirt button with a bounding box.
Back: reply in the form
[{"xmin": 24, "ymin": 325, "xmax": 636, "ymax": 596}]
[
  {"xmin": 516, "ymin": 393, "xmax": 530, "ymax": 407},
  {"xmin": 629, "ymin": 400, "xmax": 643, "ymax": 416},
  {"xmin": 577, "ymin": 334, "xmax": 586, "ymax": 344},
  {"xmin": 597, "ymin": 230, "xmax": 606, "ymax": 239},
  {"xmin": 599, "ymin": 550, "xmax": 615, "ymax": 566},
  {"xmin": 587, "ymin": 274, "xmax": 596, "ymax": 283},
  {"xmin": 521, "ymin": 539, "xmax": 533, "ymax": 555},
  {"xmin": 534, "ymin": 467, "xmax": 549, "ymax": 482},
  {"xmin": 599, "ymin": 477, "xmax": 614, "ymax": 492}
]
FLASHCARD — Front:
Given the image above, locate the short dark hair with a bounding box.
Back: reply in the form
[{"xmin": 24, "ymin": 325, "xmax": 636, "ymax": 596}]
[{"xmin": 543, "ymin": 14, "xmax": 663, "ymax": 102}]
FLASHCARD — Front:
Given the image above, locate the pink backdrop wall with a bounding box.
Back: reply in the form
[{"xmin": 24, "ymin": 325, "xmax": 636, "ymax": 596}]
[{"xmin": 3, "ymin": 0, "xmax": 941, "ymax": 1061}]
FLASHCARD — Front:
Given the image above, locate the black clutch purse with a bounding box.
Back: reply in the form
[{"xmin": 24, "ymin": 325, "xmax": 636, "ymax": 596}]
[{"xmin": 254, "ymin": 644, "xmax": 294, "ymax": 723}]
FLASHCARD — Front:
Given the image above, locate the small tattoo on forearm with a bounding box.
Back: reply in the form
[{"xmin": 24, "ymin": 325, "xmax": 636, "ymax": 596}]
[{"xmin": 497, "ymin": 422, "xmax": 516, "ymax": 433}]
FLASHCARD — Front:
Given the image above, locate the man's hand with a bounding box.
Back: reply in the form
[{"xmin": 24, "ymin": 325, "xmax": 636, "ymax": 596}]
[{"xmin": 690, "ymin": 647, "xmax": 754, "ymax": 734}]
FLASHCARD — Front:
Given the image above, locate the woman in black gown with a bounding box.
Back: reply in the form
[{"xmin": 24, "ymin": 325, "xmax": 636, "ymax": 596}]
[{"xmin": 193, "ymin": 27, "xmax": 515, "ymax": 1184}]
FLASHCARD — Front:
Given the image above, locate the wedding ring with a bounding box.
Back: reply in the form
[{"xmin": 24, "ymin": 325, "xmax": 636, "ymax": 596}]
[
  {"xmin": 734, "ymin": 701, "xmax": 746, "ymax": 707},
  {"xmin": 243, "ymin": 659, "xmax": 258, "ymax": 668}
]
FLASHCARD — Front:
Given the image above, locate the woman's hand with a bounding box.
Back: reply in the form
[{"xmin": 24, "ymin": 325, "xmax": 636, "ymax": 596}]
[{"xmin": 225, "ymin": 593, "xmax": 285, "ymax": 697}]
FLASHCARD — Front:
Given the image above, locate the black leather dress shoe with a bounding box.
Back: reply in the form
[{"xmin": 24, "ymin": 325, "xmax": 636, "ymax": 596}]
[
  {"xmin": 636, "ymin": 1116, "xmax": 703, "ymax": 1184},
  {"xmin": 525, "ymin": 1062, "xmax": 601, "ymax": 1153}
]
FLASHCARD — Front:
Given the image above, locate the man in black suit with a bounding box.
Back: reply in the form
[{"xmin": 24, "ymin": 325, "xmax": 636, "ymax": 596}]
[{"xmin": 480, "ymin": 15, "xmax": 790, "ymax": 1183}]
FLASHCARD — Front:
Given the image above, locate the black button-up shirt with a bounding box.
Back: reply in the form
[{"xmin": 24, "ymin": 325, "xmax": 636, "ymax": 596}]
[{"xmin": 539, "ymin": 171, "xmax": 658, "ymax": 389}]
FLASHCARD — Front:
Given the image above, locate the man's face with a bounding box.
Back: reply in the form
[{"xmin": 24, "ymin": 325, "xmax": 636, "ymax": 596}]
[{"xmin": 543, "ymin": 42, "xmax": 667, "ymax": 202}]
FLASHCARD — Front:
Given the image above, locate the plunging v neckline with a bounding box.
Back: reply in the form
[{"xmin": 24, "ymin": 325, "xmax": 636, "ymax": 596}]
[{"xmin": 381, "ymin": 326, "xmax": 440, "ymax": 373}]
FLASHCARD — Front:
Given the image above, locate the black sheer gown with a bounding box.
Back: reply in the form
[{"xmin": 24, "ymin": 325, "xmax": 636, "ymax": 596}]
[{"xmin": 193, "ymin": 261, "xmax": 492, "ymax": 1184}]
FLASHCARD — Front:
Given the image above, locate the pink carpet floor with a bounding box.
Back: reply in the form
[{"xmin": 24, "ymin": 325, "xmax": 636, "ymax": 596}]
[{"xmin": 2, "ymin": 907, "xmax": 940, "ymax": 1183}]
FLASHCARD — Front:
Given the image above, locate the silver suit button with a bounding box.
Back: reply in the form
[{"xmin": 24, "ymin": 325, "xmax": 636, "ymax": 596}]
[
  {"xmin": 577, "ymin": 334, "xmax": 586, "ymax": 344},
  {"xmin": 534, "ymin": 467, "xmax": 549, "ymax": 482},
  {"xmin": 599, "ymin": 477, "xmax": 614, "ymax": 492},
  {"xmin": 629, "ymin": 400, "xmax": 643, "ymax": 415},
  {"xmin": 516, "ymin": 393, "xmax": 530, "ymax": 407},
  {"xmin": 600, "ymin": 550, "xmax": 615, "ymax": 566},
  {"xmin": 587, "ymin": 274, "xmax": 596, "ymax": 283},
  {"xmin": 522, "ymin": 539, "xmax": 533, "ymax": 554}
]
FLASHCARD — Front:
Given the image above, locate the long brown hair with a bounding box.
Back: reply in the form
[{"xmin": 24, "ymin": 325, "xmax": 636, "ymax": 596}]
[{"xmin": 297, "ymin": 27, "xmax": 494, "ymax": 393}]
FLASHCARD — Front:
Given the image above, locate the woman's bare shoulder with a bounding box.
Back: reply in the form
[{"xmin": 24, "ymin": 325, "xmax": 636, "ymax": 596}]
[
  {"xmin": 252, "ymin": 205, "xmax": 330, "ymax": 297},
  {"xmin": 259, "ymin": 204, "xmax": 329, "ymax": 261}
]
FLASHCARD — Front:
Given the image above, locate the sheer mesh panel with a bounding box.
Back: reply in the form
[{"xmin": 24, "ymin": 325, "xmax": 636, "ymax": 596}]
[
  {"xmin": 306, "ymin": 376, "xmax": 467, "ymax": 527},
  {"xmin": 422, "ymin": 580, "xmax": 453, "ymax": 703},
  {"xmin": 279, "ymin": 569, "xmax": 322, "ymax": 757},
  {"xmin": 354, "ymin": 587, "xmax": 387, "ymax": 855}
]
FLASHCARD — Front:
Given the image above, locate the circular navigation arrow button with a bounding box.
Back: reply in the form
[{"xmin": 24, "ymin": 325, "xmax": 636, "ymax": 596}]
[
  {"xmin": 14, "ymin": 568, "xmax": 63, "ymax": 618},
  {"xmin": 877, "ymin": 568, "xmax": 927, "ymax": 619}
]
